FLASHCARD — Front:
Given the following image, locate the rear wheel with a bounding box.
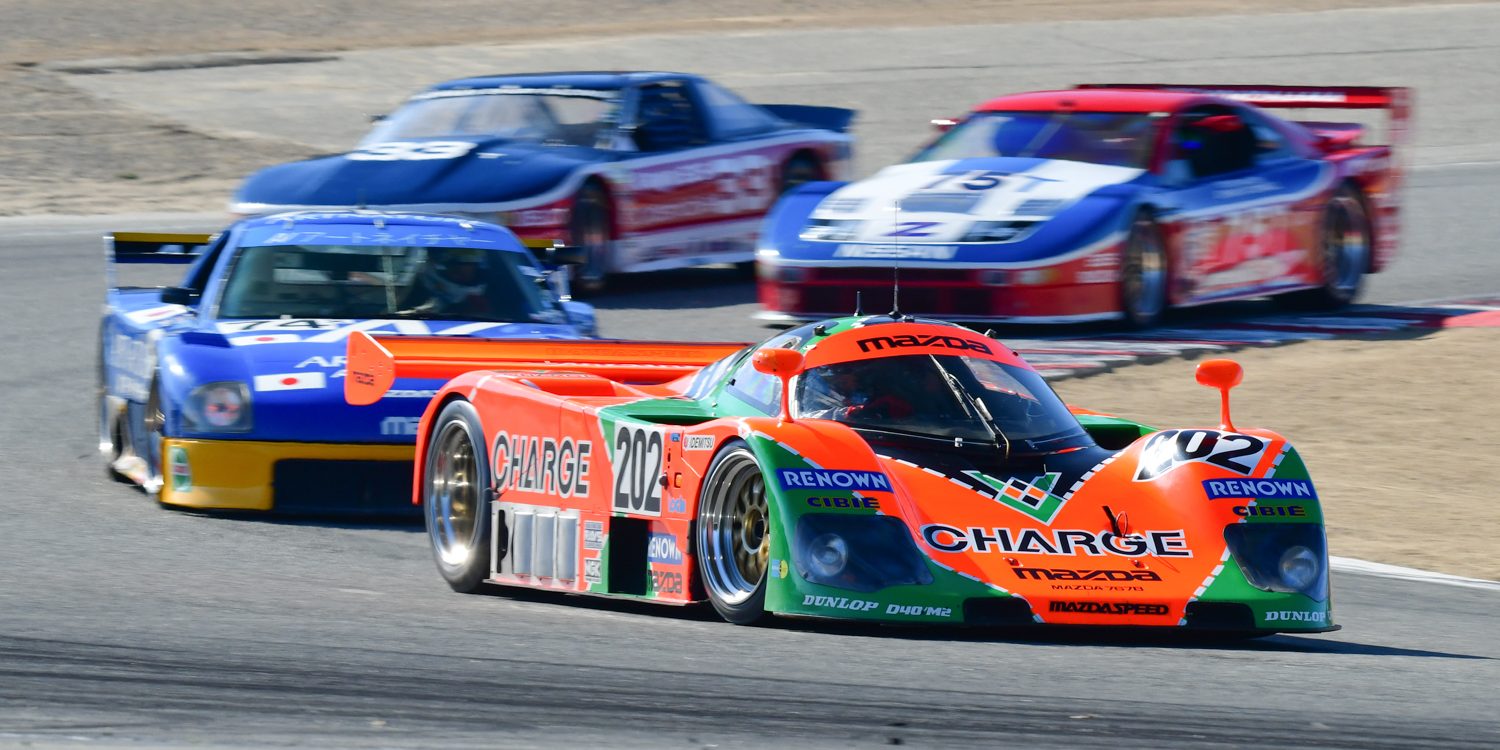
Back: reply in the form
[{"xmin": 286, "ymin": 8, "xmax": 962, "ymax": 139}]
[
  {"xmin": 1284, "ymin": 185, "xmax": 1371, "ymax": 309},
  {"xmin": 696, "ymin": 441, "xmax": 771, "ymax": 625},
  {"xmin": 1120, "ymin": 212, "xmax": 1169, "ymax": 328},
  {"xmin": 424, "ymin": 399, "xmax": 493, "ymax": 593},
  {"xmin": 569, "ymin": 183, "xmax": 614, "ymax": 296}
]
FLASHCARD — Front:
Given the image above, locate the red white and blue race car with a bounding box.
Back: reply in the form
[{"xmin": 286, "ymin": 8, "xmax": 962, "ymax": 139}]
[
  {"xmin": 233, "ymin": 71, "xmax": 853, "ymax": 292},
  {"xmin": 757, "ymin": 84, "xmax": 1409, "ymax": 326}
]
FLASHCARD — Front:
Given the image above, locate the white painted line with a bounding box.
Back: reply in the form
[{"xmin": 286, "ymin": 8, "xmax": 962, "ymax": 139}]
[{"xmin": 1331, "ymin": 556, "xmax": 1500, "ymax": 592}]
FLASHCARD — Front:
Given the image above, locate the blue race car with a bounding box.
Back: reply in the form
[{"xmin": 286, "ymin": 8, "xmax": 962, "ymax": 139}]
[
  {"xmin": 98, "ymin": 211, "xmax": 595, "ymax": 515},
  {"xmin": 232, "ymin": 71, "xmax": 854, "ymax": 292}
]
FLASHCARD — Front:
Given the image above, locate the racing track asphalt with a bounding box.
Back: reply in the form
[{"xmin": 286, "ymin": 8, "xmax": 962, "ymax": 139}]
[{"xmin": 4, "ymin": 5, "xmax": 1500, "ymax": 748}]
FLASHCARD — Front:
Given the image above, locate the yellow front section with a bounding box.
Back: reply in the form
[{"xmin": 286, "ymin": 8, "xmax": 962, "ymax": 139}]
[{"xmin": 160, "ymin": 438, "xmax": 413, "ymax": 511}]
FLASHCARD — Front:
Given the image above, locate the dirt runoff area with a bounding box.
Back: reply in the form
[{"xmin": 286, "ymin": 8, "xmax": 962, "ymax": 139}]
[{"xmin": 1052, "ymin": 326, "xmax": 1500, "ymax": 581}]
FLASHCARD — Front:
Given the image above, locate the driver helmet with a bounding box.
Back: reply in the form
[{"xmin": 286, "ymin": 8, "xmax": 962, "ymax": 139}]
[{"xmin": 423, "ymin": 247, "xmax": 488, "ymax": 305}]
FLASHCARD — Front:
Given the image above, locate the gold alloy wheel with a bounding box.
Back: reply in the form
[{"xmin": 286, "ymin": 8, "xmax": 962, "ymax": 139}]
[{"xmin": 698, "ymin": 447, "xmax": 770, "ymax": 606}]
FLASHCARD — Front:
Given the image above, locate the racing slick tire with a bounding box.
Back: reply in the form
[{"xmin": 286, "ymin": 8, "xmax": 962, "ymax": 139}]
[
  {"xmin": 569, "ymin": 182, "xmax": 614, "ymax": 297},
  {"xmin": 1281, "ymin": 184, "xmax": 1372, "ymax": 310},
  {"xmin": 423, "ymin": 398, "xmax": 493, "ymax": 594},
  {"xmin": 696, "ymin": 440, "xmax": 772, "ymax": 625},
  {"xmin": 1120, "ymin": 211, "xmax": 1169, "ymax": 328}
]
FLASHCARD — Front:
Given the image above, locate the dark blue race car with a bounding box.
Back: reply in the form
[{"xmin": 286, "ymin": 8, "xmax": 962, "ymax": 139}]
[
  {"xmin": 98, "ymin": 211, "xmax": 595, "ymax": 515},
  {"xmin": 232, "ymin": 71, "xmax": 854, "ymax": 291}
]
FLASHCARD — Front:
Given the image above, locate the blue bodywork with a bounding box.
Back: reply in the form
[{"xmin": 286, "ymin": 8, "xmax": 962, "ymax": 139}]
[
  {"xmin": 232, "ymin": 71, "xmax": 854, "ymax": 215},
  {"xmin": 99, "ymin": 211, "xmax": 594, "ymax": 512}
]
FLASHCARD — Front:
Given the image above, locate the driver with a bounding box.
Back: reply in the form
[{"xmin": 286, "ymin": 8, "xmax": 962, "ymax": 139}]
[
  {"xmin": 800, "ymin": 361, "xmax": 918, "ymax": 422},
  {"xmin": 410, "ymin": 247, "xmax": 492, "ymax": 314}
]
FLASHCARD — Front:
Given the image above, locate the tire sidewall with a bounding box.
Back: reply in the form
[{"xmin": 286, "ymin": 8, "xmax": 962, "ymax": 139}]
[
  {"xmin": 1319, "ymin": 186, "xmax": 1371, "ymax": 306},
  {"xmin": 696, "ymin": 440, "xmax": 770, "ymax": 625},
  {"xmin": 423, "ymin": 398, "xmax": 493, "ymax": 593}
]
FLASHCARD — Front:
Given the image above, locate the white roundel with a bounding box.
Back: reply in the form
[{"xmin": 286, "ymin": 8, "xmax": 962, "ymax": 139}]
[{"xmin": 348, "ymin": 141, "xmax": 478, "ymax": 161}]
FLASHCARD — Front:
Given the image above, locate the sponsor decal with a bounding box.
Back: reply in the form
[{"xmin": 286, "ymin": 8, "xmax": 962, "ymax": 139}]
[
  {"xmin": 921, "ymin": 525, "xmax": 1192, "ymax": 558},
  {"xmin": 252, "ymin": 372, "xmax": 327, "ymax": 392},
  {"xmin": 1233, "ymin": 504, "xmax": 1307, "ymax": 518},
  {"xmin": 802, "ymin": 595, "xmax": 879, "ymax": 612},
  {"xmin": 611, "ymin": 423, "xmax": 664, "ymax": 516},
  {"xmin": 380, "ymin": 416, "xmax": 421, "ymax": 436},
  {"xmin": 683, "ymin": 435, "xmax": 714, "ymax": 452},
  {"xmin": 1012, "ymin": 568, "xmax": 1162, "ymax": 582},
  {"xmin": 646, "ymin": 533, "xmax": 682, "ymax": 565},
  {"xmin": 650, "ymin": 570, "xmax": 684, "ymax": 595},
  {"xmin": 776, "ymin": 469, "xmax": 891, "ymax": 492},
  {"xmin": 347, "ymin": 140, "xmax": 477, "ymax": 161},
  {"xmin": 806, "ymin": 495, "xmax": 879, "ymax": 510},
  {"xmin": 583, "ymin": 520, "xmax": 605, "ymax": 551},
  {"xmin": 1203, "ymin": 478, "xmax": 1316, "ymax": 500},
  {"xmin": 168, "ymin": 446, "xmax": 191, "ymax": 492},
  {"xmin": 1264, "ymin": 610, "xmax": 1328, "ymax": 623},
  {"xmin": 1135, "ymin": 429, "xmax": 1269, "ymax": 481},
  {"xmin": 1051, "ymin": 584, "xmax": 1144, "ymax": 592},
  {"xmin": 769, "ymin": 558, "xmax": 789, "ymax": 579},
  {"xmin": 385, "ymin": 389, "xmax": 439, "ymax": 399},
  {"xmin": 1049, "ymin": 601, "xmax": 1168, "ymax": 616},
  {"xmin": 833, "ymin": 244, "xmax": 958, "ymax": 260},
  {"xmin": 491, "ymin": 431, "xmax": 592, "ymax": 499},
  {"xmin": 666, "ymin": 496, "xmax": 688, "ymax": 514},
  {"xmin": 855, "ymin": 334, "xmax": 991, "ymax": 355},
  {"xmin": 124, "ymin": 304, "xmax": 189, "ymax": 325},
  {"xmin": 107, "ymin": 332, "xmax": 153, "ymax": 401},
  {"xmin": 960, "ymin": 471, "xmax": 1068, "ymax": 524},
  {"xmin": 583, "ymin": 557, "xmax": 602, "ymax": 585},
  {"xmin": 885, "ymin": 604, "xmax": 954, "ymax": 618}
]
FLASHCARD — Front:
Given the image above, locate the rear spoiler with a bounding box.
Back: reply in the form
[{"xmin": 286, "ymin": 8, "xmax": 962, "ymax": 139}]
[
  {"xmin": 345, "ymin": 331, "xmax": 748, "ymax": 405},
  {"xmin": 107, "ymin": 231, "xmax": 215, "ymax": 264},
  {"xmin": 105, "ymin": 231, "xmax": 216, "ymax": 290},
  {"xmin": 1076, "ymin": 83, "xmax": 1411, "ymax": 147},
  {"xmin": 761, "ymin": 104, "xmax": 857, "ymax": 134}
]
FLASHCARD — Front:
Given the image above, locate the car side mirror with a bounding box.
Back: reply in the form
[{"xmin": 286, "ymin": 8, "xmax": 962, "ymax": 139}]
[
  {"xmin": 542, "ymin": 245, "xmax": 588, "ymax": 266},
  {"xmin": 160, "ymin": 286, "xmax": 199, "ymax": 305},
  {"xmin": 752, "ymin": 348, "xmax": 804, "ymax": 422},
  {"xmin": 367, "ymin": 113, "xmax": 387, "ymax": 123},
  {"xmin": 931, "ymin": 118, "xmax": 958, "ymax": 133},
  {"xmin": 1195, "ymin": 358, "xmax": 1243, "ymax": 431}
]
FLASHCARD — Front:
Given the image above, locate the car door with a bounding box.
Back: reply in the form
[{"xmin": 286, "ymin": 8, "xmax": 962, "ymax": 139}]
[
  {"xmin": 1159, "ymin": 104, "xmax": 1326, "ymax": 303},
  {"xmin": 613, "ymin": 79, "xmax": 775, "ymax": 268}
]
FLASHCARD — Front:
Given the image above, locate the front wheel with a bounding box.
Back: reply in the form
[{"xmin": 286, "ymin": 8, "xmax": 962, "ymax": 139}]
[
  {"xmin": 1119, "ymin": 213, "xmax": 1169, "ymax": 328},
  {"xmin": 569, "ymin": 183, "xmax": 614, "ymax": 296},
  {"xmin": 695, "ymin": 441, "xmax": 772, "ymax": 625},
  {"xmin": 423, "ymin": 399, "xmax": 493, "ymax": 593}
]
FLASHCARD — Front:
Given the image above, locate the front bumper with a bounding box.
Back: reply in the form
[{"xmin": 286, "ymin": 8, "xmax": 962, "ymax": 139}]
[
  {"xmin": 160, "ymin": 438, "xmax": 414, "ymax": 514},
  {"xmin": 756, "ymin": 260, "xmax": 1124, "ymax": 324}
]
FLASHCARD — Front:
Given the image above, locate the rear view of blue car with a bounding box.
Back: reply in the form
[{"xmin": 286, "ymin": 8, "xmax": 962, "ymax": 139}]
[{"xmin": 98, "ymin": 211, "xmax": 595, "ymax": 515}]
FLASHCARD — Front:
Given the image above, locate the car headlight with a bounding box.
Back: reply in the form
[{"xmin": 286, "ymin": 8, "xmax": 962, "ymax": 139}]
[
  {"xmin": 961, "ymin": 220, "xmax": 1040, "ymax": 243},
  {"xmin": 183, "ymin": 381, "xmax": 253, "ymax": 433},
  {"xmin": 793, "ymin": 513, "xmax": 933, "ymax": 593},
  {"xmin": 800, "ymin": 218, "xmax": 860, "ymax": 242},
  {"xmin": 1224, "ymin": 522, "xmax": 1328, "ymax": 601}
]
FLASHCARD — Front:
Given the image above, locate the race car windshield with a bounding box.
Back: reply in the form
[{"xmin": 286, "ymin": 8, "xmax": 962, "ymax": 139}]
[
  {"xmin": 794, "ymin": 354, "xmax": 1092, "ymax": 452},
  {"xmin": 912, "ymin": 111, "xmax": 1156, "ymax": 169},
  {"xmin": 362, "ymin": 88, "xmax": 622, "ymax": 148},
  {"xmin": 216, "ymin": 245, "xmax": 563, "ymax": 323}
]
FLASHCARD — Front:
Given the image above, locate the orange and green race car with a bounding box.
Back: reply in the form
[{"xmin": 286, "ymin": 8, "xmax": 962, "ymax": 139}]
[{"xmin": 345, "ymin": 315, "xmax": 1333, "ymax": 633}]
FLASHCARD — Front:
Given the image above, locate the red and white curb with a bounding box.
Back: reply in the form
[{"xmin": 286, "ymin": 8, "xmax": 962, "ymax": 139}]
[
  {"xmin": 1014, "ymin": 296, "xmax": 1500, "ymax": 381},
  {"xmin": 1332, "ymin": 557, "xmax": 1500, "ymax": 592}
]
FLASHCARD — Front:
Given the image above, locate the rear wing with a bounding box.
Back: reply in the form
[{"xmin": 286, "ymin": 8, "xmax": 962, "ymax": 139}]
[
  {"xmin": 1076, "ymin": 83, "xmax": 1412, "ymax": 148},
  {"xmin": 345, "ymin": 331, "xmax": 748, "ymax": 405},
  {"xmin": 761, "ymin": 104, "xmax": 857, "ymax": 134},
  {"xmin": 105, "ymin": 231, "xmax": 215, "ymax": 289}
]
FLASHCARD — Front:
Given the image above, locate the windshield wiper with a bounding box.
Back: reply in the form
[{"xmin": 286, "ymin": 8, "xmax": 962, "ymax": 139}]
[{"xmin": 938, "ymin": 365, "xmax": 1011, "ymax": 459}]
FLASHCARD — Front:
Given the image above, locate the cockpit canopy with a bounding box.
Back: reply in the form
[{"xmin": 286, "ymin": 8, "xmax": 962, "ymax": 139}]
[{"xmin": 793, "ymin": 352, "xmax": 1090, "ymax": 452}]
